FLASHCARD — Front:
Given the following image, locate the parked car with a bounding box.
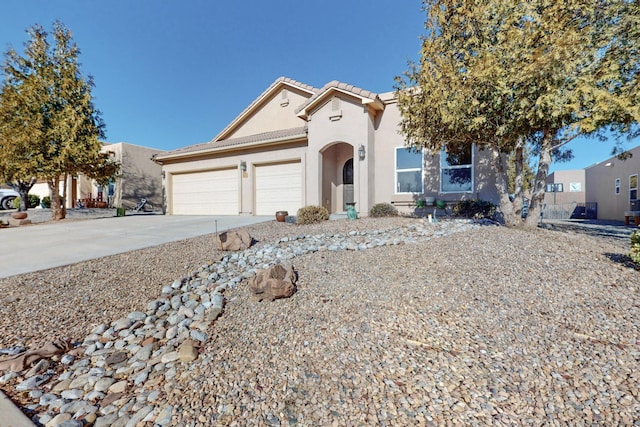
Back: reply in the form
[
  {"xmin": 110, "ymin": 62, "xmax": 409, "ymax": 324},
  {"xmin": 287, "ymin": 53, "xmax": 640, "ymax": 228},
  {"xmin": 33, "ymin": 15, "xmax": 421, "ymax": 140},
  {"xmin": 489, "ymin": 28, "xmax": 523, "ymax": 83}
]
[{"xmin": 0, "ymin": 188, "xmax": 19, "ymax": 210}]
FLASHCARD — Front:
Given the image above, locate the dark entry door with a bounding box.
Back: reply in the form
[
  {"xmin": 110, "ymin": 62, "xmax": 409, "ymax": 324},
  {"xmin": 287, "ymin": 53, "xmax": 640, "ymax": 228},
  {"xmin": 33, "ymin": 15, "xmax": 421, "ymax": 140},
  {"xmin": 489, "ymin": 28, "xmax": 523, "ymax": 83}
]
[{"xmin": 343, "ymin": 158, "xmax": 354, "ymax": 208}]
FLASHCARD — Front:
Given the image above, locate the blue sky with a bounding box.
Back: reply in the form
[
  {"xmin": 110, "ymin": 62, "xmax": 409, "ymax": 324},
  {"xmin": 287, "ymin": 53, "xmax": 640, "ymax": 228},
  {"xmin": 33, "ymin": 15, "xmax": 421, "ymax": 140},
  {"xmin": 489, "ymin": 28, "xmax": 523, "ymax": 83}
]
[{"xmin": 0, "ymin": 0, "xmax": 635, "ymax": 172}]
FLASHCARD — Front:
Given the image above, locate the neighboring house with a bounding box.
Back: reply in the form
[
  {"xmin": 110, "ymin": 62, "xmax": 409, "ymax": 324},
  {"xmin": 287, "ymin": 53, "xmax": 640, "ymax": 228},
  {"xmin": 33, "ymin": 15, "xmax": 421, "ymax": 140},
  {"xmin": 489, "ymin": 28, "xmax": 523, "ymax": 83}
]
[
  {"xmin": 30, "ymin": 142, "xmax": 164, "ymax": 210},
  {"xmin": 543, "ymin": 170, "xmax": 592, "ymax": 219},
  {"xmin": 154, "ymin": 77, "xmax": 500, "ymax": 216},
  {"xmin": 585, "ymin": 144, "xmax": 640, "ymax": 222}
]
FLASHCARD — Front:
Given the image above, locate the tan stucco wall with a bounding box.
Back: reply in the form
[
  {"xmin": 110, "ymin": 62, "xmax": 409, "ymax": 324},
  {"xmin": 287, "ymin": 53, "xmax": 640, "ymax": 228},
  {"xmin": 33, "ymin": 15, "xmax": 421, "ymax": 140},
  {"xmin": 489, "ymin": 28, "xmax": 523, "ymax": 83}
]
[
  {"xmin": 585, "ymin": 144, "xmax": 640, "ymax": 221},
  {"xmin": 117, "ymin": 143, "xmax": 164, "ymax": 209},
  {"xmin": 544, "ymin": 170, "xmax": 586, "ymax": 206},
  {"xmin": 373, "ymin": 98, "xmax": 499, "ymax": 214},
  {"xmin": 161, "ymin": 141, "xmax": 307, "ymax": 215},
  {"xmin": 306, "ymin": 93, "xmax": 375, "ymax": 215},
  {"xmin": 225, "ymin": 87, "xmax": 311, "ymax": 139}
]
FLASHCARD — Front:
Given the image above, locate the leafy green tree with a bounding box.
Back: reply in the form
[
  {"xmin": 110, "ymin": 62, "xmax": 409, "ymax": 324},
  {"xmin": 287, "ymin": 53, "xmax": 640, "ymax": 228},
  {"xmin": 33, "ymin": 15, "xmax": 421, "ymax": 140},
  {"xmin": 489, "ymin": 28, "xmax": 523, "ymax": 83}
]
[
  {"xmin": 0, "ymin": 22, "xmax": 106, "ymax": 218},
  {"xmin": 396, "ymin": 0, "xmax": 639, "ymax": 227}
]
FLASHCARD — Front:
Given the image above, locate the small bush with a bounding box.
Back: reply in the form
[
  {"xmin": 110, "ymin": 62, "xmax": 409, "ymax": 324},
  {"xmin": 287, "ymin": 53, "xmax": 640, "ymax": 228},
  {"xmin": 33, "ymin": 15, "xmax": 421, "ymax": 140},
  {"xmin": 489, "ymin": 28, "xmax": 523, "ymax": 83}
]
[
  {"xmin": 369, "ymin": 202, "xmax": 398, "ymax": 217},
  {"xmin": 451, "ymin": 199, "xmax": 497, "ymax": 219},
  {"xmin": 12, "ymin": 195, "xmax": 41, "ymax": 209},
  {"xmin": 41, "ymin": 196, "xmax": 51, "ymax": 208},
  {"xmin": 630, "ymin": 227, "xmax": 640, "ymax": 264},
  {"xmin": 296, "ymin": 205, "xmax": 329, "ymax": 224}
]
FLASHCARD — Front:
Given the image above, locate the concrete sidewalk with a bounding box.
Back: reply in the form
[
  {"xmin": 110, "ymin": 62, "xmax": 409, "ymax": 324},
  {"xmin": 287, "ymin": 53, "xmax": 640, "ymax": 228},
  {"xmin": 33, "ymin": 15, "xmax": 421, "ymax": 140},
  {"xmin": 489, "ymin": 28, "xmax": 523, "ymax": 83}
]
[{"xmin": 0, "ymin": 214, "xmax": 271, "ymax": 279}]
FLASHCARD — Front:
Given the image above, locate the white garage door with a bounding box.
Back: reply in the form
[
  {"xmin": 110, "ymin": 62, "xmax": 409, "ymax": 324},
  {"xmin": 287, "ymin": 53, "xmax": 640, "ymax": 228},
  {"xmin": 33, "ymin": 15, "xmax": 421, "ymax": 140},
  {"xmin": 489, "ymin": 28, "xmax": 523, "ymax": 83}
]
[
  {"xmin": 171, "ymin": 168, "xmax": 238, "ymax": 215},
  {"xmin": 255, "ymin": 161, "xmax": 302, "ymax": 215}
]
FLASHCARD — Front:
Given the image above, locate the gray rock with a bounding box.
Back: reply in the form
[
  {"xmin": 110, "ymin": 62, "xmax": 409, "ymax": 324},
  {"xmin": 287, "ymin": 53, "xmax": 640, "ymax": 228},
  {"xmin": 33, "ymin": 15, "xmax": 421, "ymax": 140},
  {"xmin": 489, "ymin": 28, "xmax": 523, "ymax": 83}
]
[
  {"xmin": 60, "ymin": 354, "xmax": 75, "ymax": 365},
  {"xmin": 112, "ymin": 318, "xmax": 133, "ymax": 331},
  {"xmin": 16, "ymin": 372, "xmax": 53, "ymax": 391},
  {"xmin": 127, "ymin": 311, "xmax": 147, "ymax": 321},
  {"xmin": 95, "ymin": 413, "xmax": 119, "ymax": 427},
  {"xmin": 94, "ymin": 377, "xmax": 115, "ymax": 392},
  {"xmin": 124, "ymin": 405, "xmax": 153, "ymax": 426},
  {"xmin": 57, "ymin": 420, "xmax": 83, "ymax": 427},
  {"xmin": 154, "ymin": 405, "xmax": 173, "ymax": 426},
  {"xmin": 61, "ymin": 389, "xmax": 84, "ymax": 400},
  {"xmin": 133, "ymin": 343, "xmax": 154, "ymax": 361},
  {"xmin": 190, "ymin": 330, "xmax": 208, "ymax": 342},
  {"xmin": 133, "ymin": 369, "xmax": 148, "ymax": 385}
]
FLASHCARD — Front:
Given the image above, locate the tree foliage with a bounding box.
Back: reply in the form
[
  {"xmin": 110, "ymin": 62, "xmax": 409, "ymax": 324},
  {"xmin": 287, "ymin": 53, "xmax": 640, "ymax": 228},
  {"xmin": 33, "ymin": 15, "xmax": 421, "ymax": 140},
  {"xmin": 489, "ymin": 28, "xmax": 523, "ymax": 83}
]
[
  {"xmin": 0, "ymin": 21, "xmax": 108, "ymax": 217},
  {"xmin": 396, "ymin": 0, "xmax": 639, "ymax": 227}
]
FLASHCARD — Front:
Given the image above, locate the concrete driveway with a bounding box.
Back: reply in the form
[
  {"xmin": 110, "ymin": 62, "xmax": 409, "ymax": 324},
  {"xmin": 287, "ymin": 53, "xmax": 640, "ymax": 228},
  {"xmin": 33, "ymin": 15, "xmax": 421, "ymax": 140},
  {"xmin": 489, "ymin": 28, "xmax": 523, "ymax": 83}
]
[{"xmin": 0, "ymin": 215, "xmax": 272, "ymax": 279}]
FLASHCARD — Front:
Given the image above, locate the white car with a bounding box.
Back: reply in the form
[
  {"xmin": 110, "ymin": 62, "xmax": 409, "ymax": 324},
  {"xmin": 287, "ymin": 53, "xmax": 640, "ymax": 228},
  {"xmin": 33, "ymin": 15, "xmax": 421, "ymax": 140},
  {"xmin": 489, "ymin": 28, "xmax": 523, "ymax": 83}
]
[{"xmin": 0, "ymin": 188, "xmax": 19, "ymax": 210}]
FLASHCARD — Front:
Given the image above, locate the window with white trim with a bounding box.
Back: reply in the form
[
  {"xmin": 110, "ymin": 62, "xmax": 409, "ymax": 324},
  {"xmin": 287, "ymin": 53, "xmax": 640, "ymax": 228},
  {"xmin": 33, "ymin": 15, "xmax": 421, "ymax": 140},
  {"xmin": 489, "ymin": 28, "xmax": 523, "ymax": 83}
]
[
  {"xmin": 615, "ymin": 178, "xmax": 620, "ymax": 195},
  {"xmin": 630, "ymin": 174, "xmax": 638, "ymax": 201},
  {"xmin": 440, "ymin": 144, "xmax": 473, "ymax": 193},
  {"xmin": 395, "ymin": 147, "xmax": 423, "ymax": 193}
]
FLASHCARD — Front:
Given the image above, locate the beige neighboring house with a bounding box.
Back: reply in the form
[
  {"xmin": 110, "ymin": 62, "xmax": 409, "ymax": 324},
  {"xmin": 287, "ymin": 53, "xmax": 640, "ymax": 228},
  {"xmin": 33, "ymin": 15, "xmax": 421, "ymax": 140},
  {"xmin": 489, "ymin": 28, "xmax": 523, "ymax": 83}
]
[
  {"xmin": 30, "ymin": 142, "xmax": 164, "ymax": 210},
  {"xmin": 543, "ymin": 170, "xmax": 592, "ymax": 219},
  {"xmin": 585, "ymin": 144, "xmax": 640, "ymax": 222},
  {"xmin": 154, "ymin": 77, "xmax": 500, "ymax": 217}
]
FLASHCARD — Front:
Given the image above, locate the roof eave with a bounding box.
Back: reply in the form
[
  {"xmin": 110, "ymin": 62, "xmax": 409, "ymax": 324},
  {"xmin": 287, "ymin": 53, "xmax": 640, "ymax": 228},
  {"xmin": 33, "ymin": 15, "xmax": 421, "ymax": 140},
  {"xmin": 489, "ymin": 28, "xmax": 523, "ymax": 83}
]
[
  {"xmin": 296, "ymin": 89, "xmax": 385, "ymax": 120},
  {"xmin": 154, "ymin": 134, "xmax": 308, "ymax": 162}
]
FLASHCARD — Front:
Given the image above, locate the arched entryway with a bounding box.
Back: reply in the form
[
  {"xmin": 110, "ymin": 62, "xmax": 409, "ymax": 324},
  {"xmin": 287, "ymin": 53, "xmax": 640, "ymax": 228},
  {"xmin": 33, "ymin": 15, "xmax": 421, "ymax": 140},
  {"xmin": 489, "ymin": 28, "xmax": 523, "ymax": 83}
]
[{"xmin": 320, "ymin": 142, "xmax": 355, "ymax": 214}]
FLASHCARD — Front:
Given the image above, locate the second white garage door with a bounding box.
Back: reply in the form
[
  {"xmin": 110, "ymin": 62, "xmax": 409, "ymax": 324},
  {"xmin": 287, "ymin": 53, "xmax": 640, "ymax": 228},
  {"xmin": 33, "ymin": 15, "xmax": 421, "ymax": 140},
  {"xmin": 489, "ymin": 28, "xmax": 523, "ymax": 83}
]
[
  {"xmin": 255, "ymin": 161, "xmax": 302, "ymax": 215},
  {"xmin": 171, "ymin": 168, "xmax": 238, "ymax": 215}
]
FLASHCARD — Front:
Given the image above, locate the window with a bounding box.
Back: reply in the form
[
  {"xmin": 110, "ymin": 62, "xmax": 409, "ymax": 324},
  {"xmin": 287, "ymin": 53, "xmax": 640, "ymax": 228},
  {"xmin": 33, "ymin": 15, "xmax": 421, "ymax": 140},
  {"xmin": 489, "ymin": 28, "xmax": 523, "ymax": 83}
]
[
  {"xmin": 615, "ymin": 178, "xmax": 620, "ymax": 195},
  {"xmin": 440, "ymin": 144, "xmax": 473, "ymax": 193},
  {"xmin": 395, "ymin": 147, "xmax": 423, "ymax": 193},
  {"xmin": 630, "ymin": 175, "xmax": 638, "ymax": 201}
]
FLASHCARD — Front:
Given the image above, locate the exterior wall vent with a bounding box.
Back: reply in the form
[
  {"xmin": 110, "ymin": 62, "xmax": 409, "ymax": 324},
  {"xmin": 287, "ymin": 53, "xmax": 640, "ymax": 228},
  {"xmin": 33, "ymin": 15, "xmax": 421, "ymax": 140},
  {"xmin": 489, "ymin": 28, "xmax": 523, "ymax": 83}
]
[
  {"xmin": 329, "ymin": 97, "xmax": 342, "ymax": 121},
  {"xmin": 280, "ymin": 89, "xmax": 289, "ymax": 107}
]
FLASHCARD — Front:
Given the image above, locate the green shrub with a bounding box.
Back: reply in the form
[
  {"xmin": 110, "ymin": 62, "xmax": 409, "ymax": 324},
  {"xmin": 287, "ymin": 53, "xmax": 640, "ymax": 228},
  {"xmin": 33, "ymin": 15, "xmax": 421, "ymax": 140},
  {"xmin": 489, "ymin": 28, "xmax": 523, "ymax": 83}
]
[
  {"xmin": 296, "ymin": 205, "xmax": 329, "ymax": 224},
  {"xmin": 630, "ymin": 227, "xmax": 640, "ymax": 264},
  {"xmin": 12, "ymin": 195, "xmax": 41, "ymax": 209},
  {"xmin": 451, "ymin": 199, "xmax": 497, "ymax": 219},
  {"xmin": 369, "ymin": 202, "xmax": 398, "ymax": 217},
  {"xmin": 41, "ymin": 196, "xmax": 51, "ymax": 208}
]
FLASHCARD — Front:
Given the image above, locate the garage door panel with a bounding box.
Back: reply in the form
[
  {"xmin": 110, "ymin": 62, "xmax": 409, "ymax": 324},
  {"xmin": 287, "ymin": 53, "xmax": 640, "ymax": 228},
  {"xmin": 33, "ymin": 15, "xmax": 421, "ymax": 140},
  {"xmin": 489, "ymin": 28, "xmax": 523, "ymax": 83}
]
[
  {"xmin": 172, "ymin": 169, "xmax": 238, "ymax": 215},
  {"xmin": 255, "ymin": 162, "xmax": 302, "ymax": 216}
]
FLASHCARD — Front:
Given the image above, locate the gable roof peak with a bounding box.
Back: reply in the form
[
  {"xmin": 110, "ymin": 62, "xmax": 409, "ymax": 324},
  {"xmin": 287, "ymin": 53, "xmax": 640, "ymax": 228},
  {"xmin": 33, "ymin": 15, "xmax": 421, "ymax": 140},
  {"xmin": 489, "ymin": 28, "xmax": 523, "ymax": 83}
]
[
  {"xmin": 212, "ymin": 76, "xmax": 318, "ymax": 142},
  {"xmin": 295, "ymin": 79, "xmax": 384, "ymax": 119}
]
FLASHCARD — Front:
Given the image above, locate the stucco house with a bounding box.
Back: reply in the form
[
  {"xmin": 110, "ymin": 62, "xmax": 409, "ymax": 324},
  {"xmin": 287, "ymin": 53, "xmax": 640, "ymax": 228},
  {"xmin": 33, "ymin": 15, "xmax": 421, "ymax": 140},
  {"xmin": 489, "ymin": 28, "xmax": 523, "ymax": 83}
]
[
  {"xmin": 30, "ymin": 142, "xmax": 164, "ymax": 210},
  {"xmin": 154, "ymin": 77, "xmax": 500, "ymax": 216},
  {"xmin": 585, "ymin": 144, "xmax": 640, "ymax": 222},
  {"xmin": 543, "ymin": 170, "xmax": 593, "ymax": 219}
]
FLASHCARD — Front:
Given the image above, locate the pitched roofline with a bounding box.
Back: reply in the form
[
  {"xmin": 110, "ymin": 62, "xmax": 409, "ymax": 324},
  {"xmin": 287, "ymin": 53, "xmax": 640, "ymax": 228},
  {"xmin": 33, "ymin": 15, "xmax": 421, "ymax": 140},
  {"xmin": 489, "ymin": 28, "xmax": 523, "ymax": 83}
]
[
  {"xmin": 211, "ymin": 77, "xmax": 318, "ymax": 142},
  {"xmin": 295, "ymin": 80, "xmax": 385, "ymax": 120},
  {"xmin": 154, "ymin": 126, "xmax": 308, "ymax": 163}
]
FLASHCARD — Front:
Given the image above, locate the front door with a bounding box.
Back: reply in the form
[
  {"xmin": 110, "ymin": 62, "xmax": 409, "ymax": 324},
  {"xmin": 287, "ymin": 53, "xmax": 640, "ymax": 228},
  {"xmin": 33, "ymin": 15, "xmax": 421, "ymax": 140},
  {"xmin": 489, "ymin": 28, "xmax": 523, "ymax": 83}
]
[{"xmin": 343, "ymin": 158, "xmax": 354, "ymax": 209}]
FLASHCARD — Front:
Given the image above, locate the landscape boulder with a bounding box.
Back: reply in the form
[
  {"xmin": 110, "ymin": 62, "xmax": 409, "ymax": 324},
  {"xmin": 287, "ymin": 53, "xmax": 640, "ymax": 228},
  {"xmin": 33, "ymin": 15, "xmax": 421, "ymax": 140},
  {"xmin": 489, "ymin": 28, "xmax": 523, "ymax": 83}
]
[
  {"xmin": 0, "ymin": 339, "xmax": 71, "ymax": 372},
  {"xmin": 217, "ymin": 229, "xmax": 253, "ymax": 251},
  {"xmin": 248, "ymin": 264, "xmax": 297, "ymax": 301}
]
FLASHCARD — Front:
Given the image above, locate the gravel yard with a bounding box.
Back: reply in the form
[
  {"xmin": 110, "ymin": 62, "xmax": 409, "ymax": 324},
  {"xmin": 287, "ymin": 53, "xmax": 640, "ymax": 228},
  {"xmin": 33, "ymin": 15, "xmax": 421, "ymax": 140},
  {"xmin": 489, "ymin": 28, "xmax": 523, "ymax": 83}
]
[{"xmin": 0, "ymin": 216, "xmax": 638, "ymax": 425}]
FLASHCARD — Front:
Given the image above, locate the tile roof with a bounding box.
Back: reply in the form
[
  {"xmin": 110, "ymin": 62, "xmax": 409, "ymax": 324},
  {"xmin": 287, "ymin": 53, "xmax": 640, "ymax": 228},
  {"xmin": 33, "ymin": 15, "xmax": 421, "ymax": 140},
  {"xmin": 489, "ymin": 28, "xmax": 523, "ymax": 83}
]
[
  {"xmin": 295, "ymin": 80, "xmax": 382, "ymax": 115},
  {"xmin": 155, "ymin": 77, "xmax": 387, "ymax": 162},
  {"xmin": 154, "ymin": 126, "xmax": 308, "ymax": 161}
]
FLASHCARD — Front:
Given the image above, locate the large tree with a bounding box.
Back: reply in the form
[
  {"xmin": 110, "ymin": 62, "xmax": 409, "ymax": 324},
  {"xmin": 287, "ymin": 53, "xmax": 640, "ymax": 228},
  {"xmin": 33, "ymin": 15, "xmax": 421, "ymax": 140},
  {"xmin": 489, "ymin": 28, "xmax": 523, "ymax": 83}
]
[
  {"xmin": 0, "ymin": 21, "xmax": 107, "ymax": 218},
  {"xmin": 396, "ymin": 0, "xmax": 639, "ymax": 227}
]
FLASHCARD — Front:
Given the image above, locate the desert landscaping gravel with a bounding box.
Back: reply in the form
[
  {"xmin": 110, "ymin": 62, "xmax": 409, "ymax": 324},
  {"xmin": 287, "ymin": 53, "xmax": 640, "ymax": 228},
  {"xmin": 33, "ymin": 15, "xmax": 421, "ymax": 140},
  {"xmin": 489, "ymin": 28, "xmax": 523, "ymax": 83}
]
[{"xmin": 0, "ymin": 214, "xmax": 638, "ymax": 426}]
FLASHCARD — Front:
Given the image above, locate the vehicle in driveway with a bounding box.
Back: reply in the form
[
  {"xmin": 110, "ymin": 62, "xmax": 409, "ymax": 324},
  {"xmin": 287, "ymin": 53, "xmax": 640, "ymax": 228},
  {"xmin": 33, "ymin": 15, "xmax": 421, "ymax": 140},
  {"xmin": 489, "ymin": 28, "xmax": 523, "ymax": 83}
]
[{"xmin": 0, "ymin": 188, "xmax": 19, "ymax": 210}]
